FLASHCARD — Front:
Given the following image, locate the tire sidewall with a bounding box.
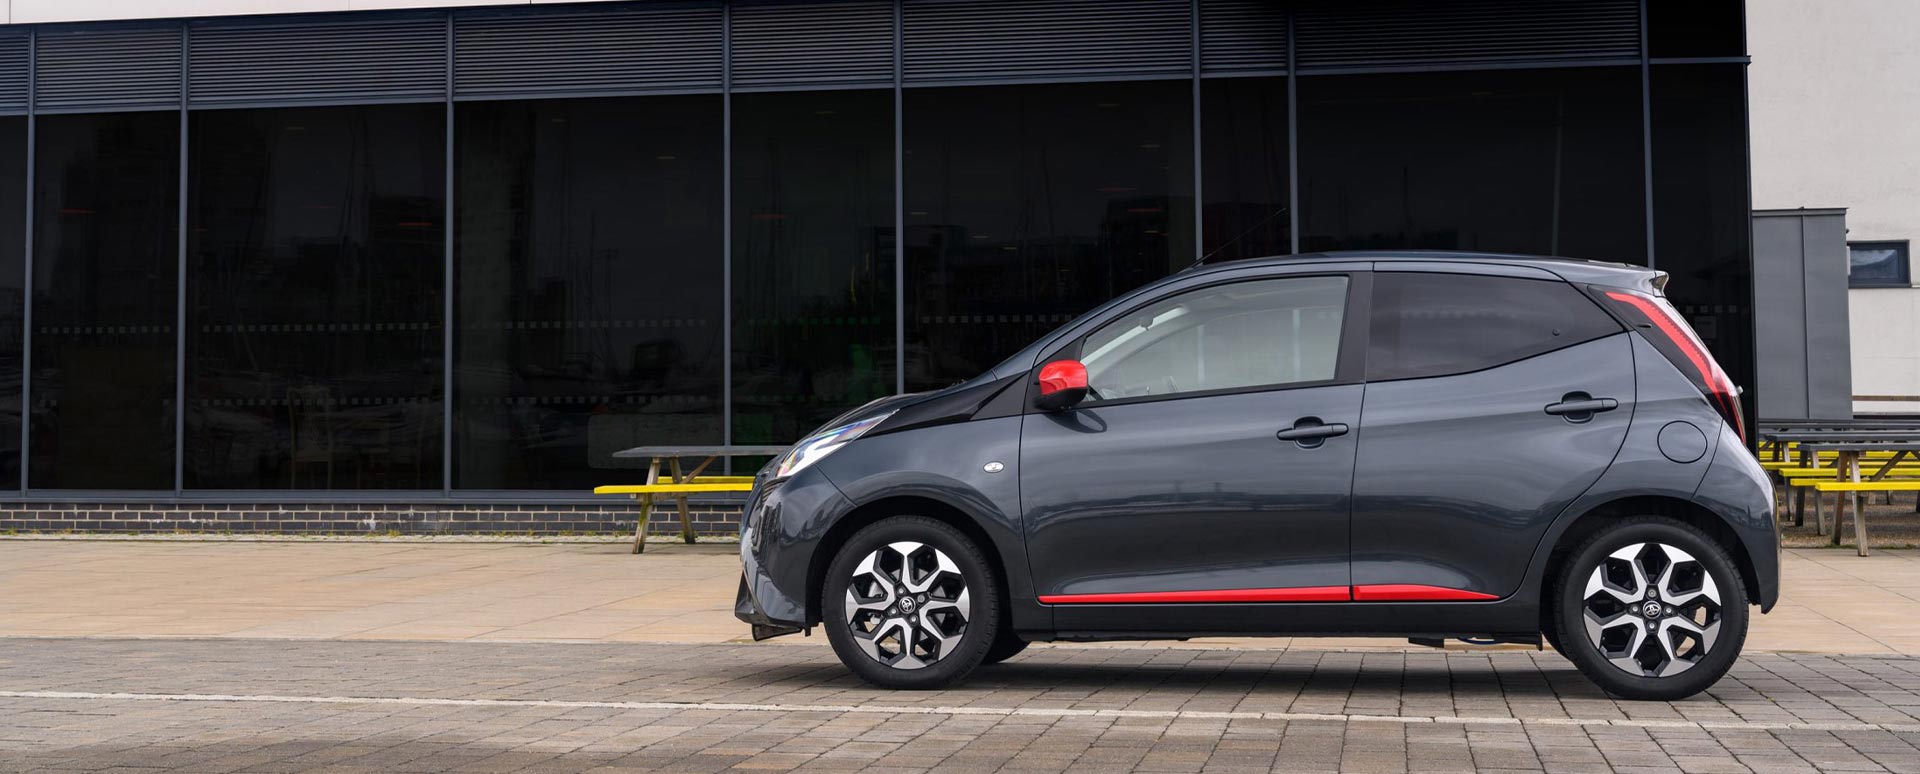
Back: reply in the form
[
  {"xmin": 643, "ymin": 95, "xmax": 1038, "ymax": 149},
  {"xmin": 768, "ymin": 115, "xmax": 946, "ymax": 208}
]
[
  {"xmin": 823, "ymin": 516, "xmax": 1000, "ymax": 689},
  {"xmin": 1554, "ymin": 518, "xmax": 1749, "ymax": 701}
]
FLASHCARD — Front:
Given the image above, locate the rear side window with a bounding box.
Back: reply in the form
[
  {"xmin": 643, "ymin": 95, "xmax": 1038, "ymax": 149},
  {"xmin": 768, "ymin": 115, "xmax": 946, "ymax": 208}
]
[{"xmin": 1367, "ymin": 272, "xmax": 1622, "ymax": 381}]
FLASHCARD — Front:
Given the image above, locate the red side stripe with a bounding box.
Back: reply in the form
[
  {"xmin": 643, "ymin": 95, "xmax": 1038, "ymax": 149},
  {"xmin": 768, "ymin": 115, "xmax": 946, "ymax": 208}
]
[
  {"xmin": 1351, "ymin": 584, "xmax": 1499, "ymax": 602},
  {"xmin": 1037, "ymin": 586, "xmax": 1351, "ymax": 604}
]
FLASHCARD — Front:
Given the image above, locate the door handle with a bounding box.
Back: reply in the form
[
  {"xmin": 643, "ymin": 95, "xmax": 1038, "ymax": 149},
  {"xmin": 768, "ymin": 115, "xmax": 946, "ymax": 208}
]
[
  {"xmin": 1276, "ymin": 419, "xmax": 1349, "ymax": 447},
  {"xmin": 1544, "ymin": 394, "xmax": 1619, "ymax": 423}
]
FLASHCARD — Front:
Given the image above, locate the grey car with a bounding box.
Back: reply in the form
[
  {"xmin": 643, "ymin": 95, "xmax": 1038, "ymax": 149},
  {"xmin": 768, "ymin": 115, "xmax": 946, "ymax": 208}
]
[{"xmin": 735, "ymin": 251, "xmax": 1778, "ymax": 701}]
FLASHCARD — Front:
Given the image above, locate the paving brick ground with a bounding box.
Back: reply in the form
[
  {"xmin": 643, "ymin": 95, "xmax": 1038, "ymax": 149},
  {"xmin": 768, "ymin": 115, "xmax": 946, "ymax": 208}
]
[{"xmin": 5, "ymin": 638, "xmax": 1920, "ymax": 772}]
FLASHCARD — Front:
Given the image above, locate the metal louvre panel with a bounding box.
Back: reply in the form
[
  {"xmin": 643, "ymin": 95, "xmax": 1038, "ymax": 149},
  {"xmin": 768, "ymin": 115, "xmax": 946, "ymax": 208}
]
[
  {"xmin": 1200, "ymin": 0, "xmax": 1287, "ymax": 75},
  {"xmin": 903, "ymin": 0, "xmax": 1190, "ymax": 84},
  {"xmin": 0, "ymin": 32, "xmax": 27, "ymax": 114},
  {"xmin": 36, "ymin": 27, "xmax": 182, "ymax": 112},
  {"xmin": 1295, "ymin": 0, "xmax": 1640, "ymax": 71},
  {"xmin": 731, "ymin": 0, "xmax": 893, "ymax": 88},
  {"xmin": 189, "ymin": 16, "xmax": 445, "ymax": 107},
  {"xmin": 455, "ymin": 3, "xmax": 722, "ymax": 99}
]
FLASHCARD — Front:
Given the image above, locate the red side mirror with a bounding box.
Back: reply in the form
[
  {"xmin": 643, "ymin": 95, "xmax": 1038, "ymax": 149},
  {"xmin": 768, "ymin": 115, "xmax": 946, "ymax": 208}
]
[{"xmin": 1035, "ymin": 360, "xmax": 1089, "ymax": 412}]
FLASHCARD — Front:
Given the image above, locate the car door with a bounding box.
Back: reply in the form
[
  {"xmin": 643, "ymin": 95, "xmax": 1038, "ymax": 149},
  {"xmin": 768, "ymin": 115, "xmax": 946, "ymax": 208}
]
[
  {"xmin": 1349, "ymin": 267, "xmax": 1635, "ymax": 600},
  {"xmin": 1020, "ymin": 271, "xmax": 1366, "ymax": 629}
]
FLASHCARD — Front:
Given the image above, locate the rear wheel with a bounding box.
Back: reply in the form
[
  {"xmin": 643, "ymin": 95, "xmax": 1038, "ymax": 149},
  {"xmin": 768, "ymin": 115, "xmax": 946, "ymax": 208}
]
[
  {"xmin": 823, "ymin": 516, "xmax": 1000, "ymax": 689},
  {"xmin": 1551, "ymin": 516, "xmax": 1748, "ymax": 700}
]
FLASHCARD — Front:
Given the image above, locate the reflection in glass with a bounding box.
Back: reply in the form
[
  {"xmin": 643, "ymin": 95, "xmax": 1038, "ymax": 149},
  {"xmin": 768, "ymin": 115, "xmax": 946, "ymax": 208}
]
[
  {"xmin": 0, "ymin": 118, "xmax": 19, "ymax": 487},
  {"xmin": 1082, "ymin": 276, "xmax": 1346, "ymax": 400},
  {"xmin": 1847, "ymin": 243, "xmax": 1910, "ymax": 287},
  {"xmin": 32, "ymin": 112, "xmax": 178, "ymax": 489},
  {"xmin": 732, "ymin": 90, "xmax": 894, "ymax": 445},
  {"xmin": 1651, "ymin": 65, "xmax": 1754, "ymax": 414},
  {"xmin": 187, "ymin": 105, "xmax": 444, "ymax": 489},
  {"xmin": 903, "ymin": 81, "xmax": 1194, "ymax": 391},
  {"xmin": 1298, "ymin": 68, "xmax": 1645, "ymax": 263},
  {"xmin": 1202, "ymin": 77, "xmax": 1291, "ymax": 261},
  {"xmin": 455, "ymin": 97, "xmax": 722, "ymax": 490}
]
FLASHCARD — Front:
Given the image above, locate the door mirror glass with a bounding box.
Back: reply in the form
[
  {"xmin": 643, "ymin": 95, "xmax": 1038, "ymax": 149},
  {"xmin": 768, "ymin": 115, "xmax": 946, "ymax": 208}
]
[{"xmin": 1034, "ymin": 359, "xmax": 1089, "ymax": 411}]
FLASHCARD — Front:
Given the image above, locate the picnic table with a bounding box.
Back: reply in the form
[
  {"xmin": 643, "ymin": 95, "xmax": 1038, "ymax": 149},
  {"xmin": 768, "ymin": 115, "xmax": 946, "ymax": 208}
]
[
  {"xmin": 595, "ymin": 445, "xmax": 787, "ymax": 554},
  {"xmin": 1789, "ymin": 440, "xmax": 1920, "ymax": 556}
]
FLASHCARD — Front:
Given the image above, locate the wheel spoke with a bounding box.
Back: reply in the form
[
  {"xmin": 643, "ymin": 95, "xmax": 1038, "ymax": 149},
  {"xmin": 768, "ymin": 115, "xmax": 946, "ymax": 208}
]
[{"xmin": 1578, "ymin": 540, "xmax": 1725, "ymax": 681}]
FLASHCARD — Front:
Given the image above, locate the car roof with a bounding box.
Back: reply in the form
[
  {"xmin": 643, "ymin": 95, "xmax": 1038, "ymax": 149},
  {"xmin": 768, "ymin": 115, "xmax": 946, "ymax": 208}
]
[{"xmin": 1190, "ymin": 249, "xmax": 1665, "ymax": 290}]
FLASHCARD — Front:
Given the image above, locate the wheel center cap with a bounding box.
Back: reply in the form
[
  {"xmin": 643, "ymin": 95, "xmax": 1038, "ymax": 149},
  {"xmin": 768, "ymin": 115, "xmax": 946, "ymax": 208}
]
[
  {"xmin": 897, "ymin": 596, "xmax": 917, "ymax": 614},
  {"xmin": 1641, "ymin": 600, "xmax": 1664, "ymax": 619}
]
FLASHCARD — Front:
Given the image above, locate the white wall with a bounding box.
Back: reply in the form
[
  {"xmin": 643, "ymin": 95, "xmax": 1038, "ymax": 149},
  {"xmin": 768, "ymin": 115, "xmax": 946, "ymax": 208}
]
[
  {"xmin": 1749, "ymin": 0, "xmax": 1920, "ymax": 414},
  {"xmin": 0, "ymin": 0, "xmax": 628, "ymax": 24}
]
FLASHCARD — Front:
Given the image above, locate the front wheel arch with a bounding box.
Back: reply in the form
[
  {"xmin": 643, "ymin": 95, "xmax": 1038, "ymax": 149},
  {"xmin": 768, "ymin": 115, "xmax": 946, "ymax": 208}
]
[
  {"xmin": 1539, "ymin": 495, "xmax": 1761, "ymax": 638},
  {"xmin": 807, "ymin": 495, "xmax": 1008, "ymax": 628}
]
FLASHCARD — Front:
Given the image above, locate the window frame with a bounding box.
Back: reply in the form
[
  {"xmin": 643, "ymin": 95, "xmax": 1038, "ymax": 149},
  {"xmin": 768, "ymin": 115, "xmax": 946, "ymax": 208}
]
[
  {"xmin": 1847, "ymin": 240, "xmax": 1913, "ymax": 289},
  {"xmin": 1023, "ymin": 269, "xmax": 1372, "ymax": 413}
]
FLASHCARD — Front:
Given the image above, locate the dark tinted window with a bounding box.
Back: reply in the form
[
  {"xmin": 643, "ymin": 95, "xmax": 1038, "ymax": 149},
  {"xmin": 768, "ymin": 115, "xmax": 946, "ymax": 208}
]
[
  {"xmin": 0, "ymin": 117, "xmax": 22, "ymax": 489},
  {"xmin": 1298, "ymin": 68, "xmax": 1645, "ymax": 263},
  {"xmin": 187, "ymin": 105, "xmax": 445, "ymax": 490},
  {"xmin": 1650, "ymin": 64, "xmax": 1753, "ymax": 416},
  {"xmin": 1647, "ymin": 0, "xmax": 1744, "ymax": 59},
  {"xmin": 32, "ymin": 112, "xmax": 179, "ymax": 490},
  {"xmin": 733, "ymin": 89, "xmax": 894, "ymax": 447},
  {"xmin": 454, "ymin": 96, "xmax": 722, "ymax": 490},
  {"xmin": 1367, "ymin": 272, "xmax": 1621, "ymax": 381},
  {"xmin": 1202, "ymin": 76, "xmax": 1290, "ymax": 262},
  {"xmin": 903, "ymin": 81, "xmax": 1194, "ymax": 391}
]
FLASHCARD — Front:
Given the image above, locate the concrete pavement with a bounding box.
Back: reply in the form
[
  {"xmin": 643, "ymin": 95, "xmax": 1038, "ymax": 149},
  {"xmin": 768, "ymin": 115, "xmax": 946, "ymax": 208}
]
[{"xmin": 3, "ymin": 539, "xmax": 1920, "ymax": 653}]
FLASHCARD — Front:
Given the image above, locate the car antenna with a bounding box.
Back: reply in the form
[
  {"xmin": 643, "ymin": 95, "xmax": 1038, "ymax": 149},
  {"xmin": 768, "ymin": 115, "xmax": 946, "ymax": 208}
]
[{"xmin": 1187, "ymin": 206, "xmax": 1289, "ymax": 271}]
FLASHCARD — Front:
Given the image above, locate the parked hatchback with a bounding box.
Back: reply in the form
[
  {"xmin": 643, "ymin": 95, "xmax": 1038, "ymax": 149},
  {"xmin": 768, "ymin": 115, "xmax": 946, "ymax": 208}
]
[{"xmin": 736, "ymin": 251, "xmax": 1777, "ymax": 701}]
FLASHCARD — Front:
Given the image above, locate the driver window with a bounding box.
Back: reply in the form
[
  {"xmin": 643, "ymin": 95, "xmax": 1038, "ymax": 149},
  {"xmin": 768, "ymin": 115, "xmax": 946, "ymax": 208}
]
[{"xmin": 1080, "ymin": 276, "xmax": 1348, "ymax": 401}]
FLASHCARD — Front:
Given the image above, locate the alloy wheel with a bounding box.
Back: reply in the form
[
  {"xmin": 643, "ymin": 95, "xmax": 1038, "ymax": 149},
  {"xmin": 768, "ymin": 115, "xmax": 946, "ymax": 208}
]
[
  {"xmin": 1581, "ymin": 542, "xmax": 1723, "ymax": 678},
  {"xmin": 843, "ymin": 540, "xmax": 972, "ymax": 669}
]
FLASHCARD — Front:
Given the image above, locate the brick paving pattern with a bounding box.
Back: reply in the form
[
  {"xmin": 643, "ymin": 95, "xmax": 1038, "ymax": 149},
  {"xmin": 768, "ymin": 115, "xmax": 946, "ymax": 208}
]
[{"xmin": 4, "ymin": 638, "xmax": 1920, "ymax": 772}]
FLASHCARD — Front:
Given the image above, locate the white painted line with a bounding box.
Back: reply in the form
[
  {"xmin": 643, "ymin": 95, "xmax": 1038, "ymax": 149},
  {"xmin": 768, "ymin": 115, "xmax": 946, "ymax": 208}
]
[{"xmin": 1, "ymin": 690, "xmax": 1915, "ymax": 734}]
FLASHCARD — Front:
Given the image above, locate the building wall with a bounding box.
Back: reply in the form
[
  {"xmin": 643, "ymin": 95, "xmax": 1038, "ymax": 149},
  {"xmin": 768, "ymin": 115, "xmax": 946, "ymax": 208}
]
[
  {"xmin": 1749, "ymin": 0, "xmax": 1920, "ymax": 414},
  {"xmin": 0, "ymin": 0, "xmax": 1755, "ymax": 534}
]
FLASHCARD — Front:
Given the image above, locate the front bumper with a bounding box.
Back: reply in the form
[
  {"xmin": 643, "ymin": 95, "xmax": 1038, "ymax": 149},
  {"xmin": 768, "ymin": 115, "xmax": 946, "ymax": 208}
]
[
  {"xmin": 732, "ymin": 467, "xmax": 859, "ymax": 639},
  {"xmin": 735, "ymin": 574, "xmax": 803, "ymax": 641}
]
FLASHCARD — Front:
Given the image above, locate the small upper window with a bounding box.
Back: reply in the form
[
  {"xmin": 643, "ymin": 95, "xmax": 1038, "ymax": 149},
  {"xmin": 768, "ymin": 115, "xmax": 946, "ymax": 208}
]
[
  {"xmin": 1080, "ymin": 276, "xmax": 1349, "ymax": 401},
  {"xmin": 1848, "ymin": 241, "xmax": 1912, "ymax": 288},
  {"xmin": 1367, "ymin": 272, "xmax": 1622, "ymax": 382}
]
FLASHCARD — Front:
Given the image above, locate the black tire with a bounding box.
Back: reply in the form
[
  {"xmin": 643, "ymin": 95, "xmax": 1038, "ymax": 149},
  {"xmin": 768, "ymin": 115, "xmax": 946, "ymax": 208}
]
[
  {"xmin": 981, "ymin": 631, "xmax": 1029, "ymax": 665},
  {"xmin": 822, "ymin": 515, "xmax": 1000, "ymax": 689},
  {"xmin": 1551, "ymin": 516, "xmax": 1749, "ymax": 701}
]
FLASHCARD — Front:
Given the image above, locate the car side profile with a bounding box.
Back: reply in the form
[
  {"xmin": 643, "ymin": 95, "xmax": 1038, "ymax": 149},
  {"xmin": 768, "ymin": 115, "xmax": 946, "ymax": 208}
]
[{"xmin": 735, "ymin": 251, "xmax": 1778, "ymax": 701}]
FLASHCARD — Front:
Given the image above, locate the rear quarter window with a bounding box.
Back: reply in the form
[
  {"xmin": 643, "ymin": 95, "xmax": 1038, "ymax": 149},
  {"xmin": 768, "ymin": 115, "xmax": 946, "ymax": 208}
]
[{"xmin": 1367, "ymin": 272, "xmax": 1623, "ymax": 381}]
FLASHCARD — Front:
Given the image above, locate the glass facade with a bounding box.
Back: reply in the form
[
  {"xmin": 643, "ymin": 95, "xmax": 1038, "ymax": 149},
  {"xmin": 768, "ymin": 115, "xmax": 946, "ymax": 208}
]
[
  {"xmin": 31, "ymin": 112, "xmax": 178, "ymax": 490},
  {"xmin": 732, "ymin": 90, "xmax": 894, "ymax": 447},
  {"xmin": 455, "ymin": 96, "xmax": 723, "ymax": 490},
  {"xmin": 904, "ymin": 81, "xmax": 1194, "ymax": 391},
  {"xmin": 186, "ymin": 105, "xmax": 445, "ymax": 489},
  {"xmin": 1298, "ymin": 67, "xmax": 1646, "ymax": 263},
  {"xmin": 0, "ymin": 3, "xmax": 1755, "ymax": 496}
]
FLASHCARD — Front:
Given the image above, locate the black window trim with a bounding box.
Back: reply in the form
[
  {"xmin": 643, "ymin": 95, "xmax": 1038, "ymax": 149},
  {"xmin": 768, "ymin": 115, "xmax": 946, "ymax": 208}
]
[
  {"xmin": 1022, "ymin": 269, "xmax": 1371, "ymax": 413},
  {"xmin": 1847, "ymin": 239, "xmax": 1912, "ymax": 289}
]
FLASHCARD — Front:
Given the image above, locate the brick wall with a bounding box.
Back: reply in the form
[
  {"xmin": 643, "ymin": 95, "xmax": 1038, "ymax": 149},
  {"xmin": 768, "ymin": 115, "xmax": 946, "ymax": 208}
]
[{"xmin": 0, "ymin": 498, "xmax": 748, "ymax": 536}]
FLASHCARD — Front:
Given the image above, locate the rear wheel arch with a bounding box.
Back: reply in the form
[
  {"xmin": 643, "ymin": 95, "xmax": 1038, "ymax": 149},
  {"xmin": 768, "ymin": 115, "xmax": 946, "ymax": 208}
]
[
  {"xmin": 807, "ymin": 495, "xmax": 1008, "ymax": 627},
  {"xmin": 1539, "ymin": 496, "xmax": 1761, "ymax": 632}
]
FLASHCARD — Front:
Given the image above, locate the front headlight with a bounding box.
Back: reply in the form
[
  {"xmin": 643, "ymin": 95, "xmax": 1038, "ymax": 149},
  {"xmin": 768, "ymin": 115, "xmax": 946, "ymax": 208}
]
[{"xmin": 774, "ymin": 411, "xmax": 895, "ymax": 479}]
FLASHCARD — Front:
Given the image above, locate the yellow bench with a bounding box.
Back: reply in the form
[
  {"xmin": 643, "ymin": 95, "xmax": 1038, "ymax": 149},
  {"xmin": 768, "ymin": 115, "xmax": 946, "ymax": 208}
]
[
  {"xmin": 594, "ymin": 477, "xmax": 756, "ymax": 553},
  {"xmin": 1812, "ymin": 479, "xmax": 1920, "ymax": 556}
]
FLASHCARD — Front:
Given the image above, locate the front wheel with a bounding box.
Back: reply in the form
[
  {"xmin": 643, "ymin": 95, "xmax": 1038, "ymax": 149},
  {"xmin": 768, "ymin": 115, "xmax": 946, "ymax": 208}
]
[
  {"xmin": 823, "ymin": 516, "xmax": 1000, "ymax": 689},
  {"xmin": 1551, "ymin": 516, "xmax": 1749, "ymax": 701}
]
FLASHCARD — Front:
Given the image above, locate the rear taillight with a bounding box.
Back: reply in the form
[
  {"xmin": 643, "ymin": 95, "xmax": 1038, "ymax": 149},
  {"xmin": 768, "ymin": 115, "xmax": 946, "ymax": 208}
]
[{"xmin": 1597, "ymin": 289, "xmax": 1746, "ymax": 444}]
